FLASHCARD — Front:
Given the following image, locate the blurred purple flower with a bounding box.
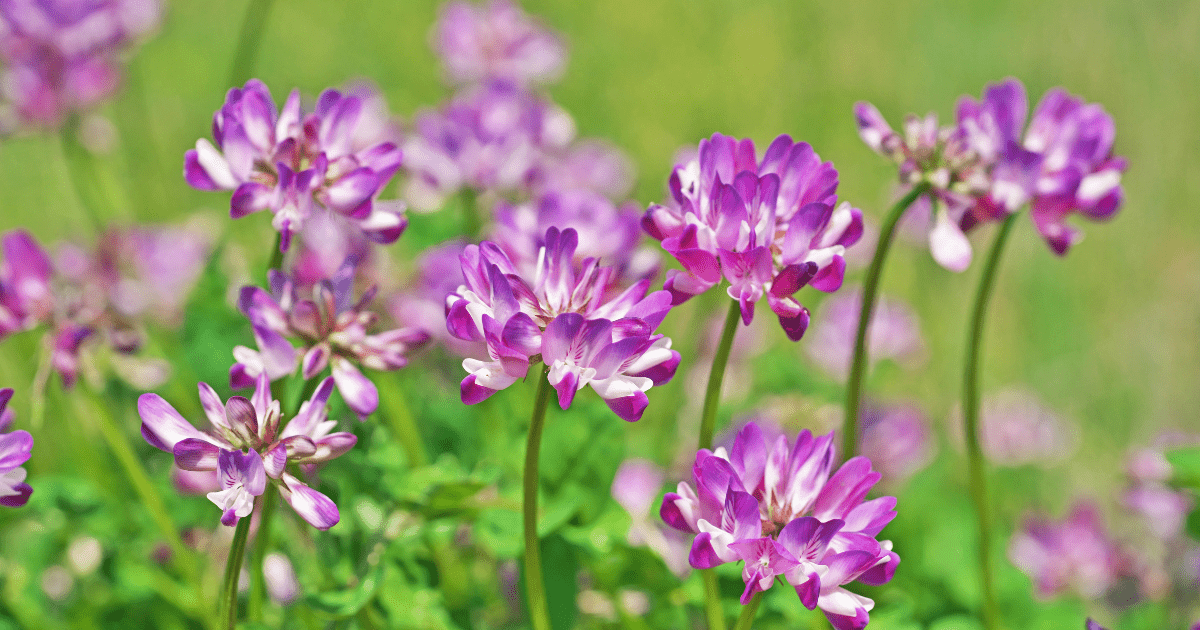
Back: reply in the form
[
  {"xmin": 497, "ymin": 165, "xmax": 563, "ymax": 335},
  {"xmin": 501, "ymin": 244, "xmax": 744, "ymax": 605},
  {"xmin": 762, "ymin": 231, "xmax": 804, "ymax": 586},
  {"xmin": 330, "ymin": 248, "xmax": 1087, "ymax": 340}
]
[
  {"xmin": 661, "ymin": 423, "xmax": 898, "ymax": 628},
  {"xmin": 611, "ymin": 458, "xmax": 691, "ymax": 577},
  {"xmin": 0, "ymin": 388, "xmax": 33, "ymax": 507},
  {"xmin": 1009, "ymin": 502, "xmax": 1130, "ymax": 600},
  {"xmin": 534, "ymin": 139, "xmax": 635, "ymax": 201},
  {"xmin": 0, "ymin": 229, "xmax": 55, "ymax": 335},
  {"xmin": 446, "ymin": 227, "xmax": 678, "ymax": 421},
  {"xmin": 263, "ymin": 552, "xmax": 300, "ymax": 604},
  {"xmin": 1122, "ymin": 442, "xmax": 1197, "ymax": 541},
  {"xmin": 804, "ymin": 287, "xmax": 924, "ymax": 382},
  {"xmin": 0, "ymin": 0, "xmax": 160, "ymax": 129},
  {"xmin": 139, "ymin": 374, "xmax": 352, "ymax": 529},
  {"xmin": 401, "ymin": 80, "xmax": 574, "ymax": 212},
  {"xmin": 949, "ymin": 388, "xmax": 1078, "ymax": 467},
  {"xmin": 643, "ymin": 133, "xmax": 863, "ymax": 341},
  {"xmin": 858, "ymin": 402, "xmax": 935, "ymax": 486},
  {"xmin": 184, "ymin": 80, "xmax": 406, "ymax": 250},
  {"xmin": 434, "ymin": 0, "xmax": 565, "ymax": 88},
  {"xmin": 956, "ymin": 79, "xmax": 1126, "ymax": 256},
  {"xmin": 233, "ymin": 259, "xmax": 429, "ymax": 418}
]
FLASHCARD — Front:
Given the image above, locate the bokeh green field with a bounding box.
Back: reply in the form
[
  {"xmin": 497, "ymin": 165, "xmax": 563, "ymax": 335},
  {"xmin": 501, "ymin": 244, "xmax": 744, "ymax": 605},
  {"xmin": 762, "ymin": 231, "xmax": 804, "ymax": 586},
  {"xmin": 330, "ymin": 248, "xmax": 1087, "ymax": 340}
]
[{"xmin": 0, "ymin": 1, "xmax": 1197, "ymax": 628}]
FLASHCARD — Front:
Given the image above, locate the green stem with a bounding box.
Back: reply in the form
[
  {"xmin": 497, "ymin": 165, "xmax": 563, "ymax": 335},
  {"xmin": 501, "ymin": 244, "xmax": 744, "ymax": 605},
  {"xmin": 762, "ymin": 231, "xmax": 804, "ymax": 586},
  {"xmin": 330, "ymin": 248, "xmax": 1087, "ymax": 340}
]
[
  {"xmin": 227, "ymin": 0, "xmax": 276, "ymax": 87},
  {"xmin": 733, "ymin": 593, "xmax": 763, "ymax": 630},
  {"xmin": 267, "ymin": 233, "xmax": 283, "ymax": 282},
  {"xmin": 78, "ymin": 390, "xmax": 195, "ymax": 578},
  {"xmin": 963, "ymin": 213, "xmax": 1018, "ymax": 630},
  {"xmin": 60, "ymin": 120, "xmax": 108, "ymax": 233},
  {"xmin": 699, "ymin": 300, "xmax": 742, "ymax": 451},
  {"xmin": 218, "ymin": 513, "xmax": 253, "ymax": 630},
  {"xmin": 381, "ymin": 377, "xmax": 428, "ymax": 467},
  {"xmin": 842, "ymin": 182, "xmax": 930, "ymax": 458},
  {"xmin": 702, "ymin": 571, "xmax": 727, "ymax": 630},
  {"xmin": 460, "ymin": 189, "xmax": 481, "ymax": 240},
  {"xmin": 246, "ymin": 483, "xmax": 278, "ymax": 622},
  {"xmin": 523, "ymin": 375, "xmax": 555, "ymax": 630}
]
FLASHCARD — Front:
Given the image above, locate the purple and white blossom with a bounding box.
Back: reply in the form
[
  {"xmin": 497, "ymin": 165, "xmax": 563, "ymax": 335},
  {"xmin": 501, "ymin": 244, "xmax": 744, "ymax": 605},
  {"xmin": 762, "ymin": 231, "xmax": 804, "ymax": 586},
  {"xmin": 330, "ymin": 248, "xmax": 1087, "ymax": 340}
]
[
  {"xmin": 1008, "ymin": 502, "xmax": 1130, "ymax": 600},
  {"xmin": 0, "ymin": 388, "xmax": 33, "ymax": 508},
  {"xmin": 0, "ymin": 229, "xmax": 54, "ymax": 336},
  {"xmin": 858, "ymin": 402, "xmax": 935, "ymax": 486},
  {"xmin": 804, "ymin": 287, "xmax": 925, "ymax": 382},
  {"xmin": 184, "ymin": 80, "xmax": 406, "ymax": 250},
  {"xmin": 232, "ymin": 259, "xmax": 429, "ymax": 418},
  {"xmin": 138, "ymin": 374, "xmax": 352, "ymax": 529},
  {"xmin": 643, "ymin": 133, "xmax": 864, "ymax": 341},
  {"xmin": 434, "ymin": 0, "xmax": 566, "ymax": 88},
  {"xmin": 956, "ymin": 79, "xmax": 1126, "ymax": 255},
  {"xmin": 949, "ymin": 388, "xmax": 1078, "ymax": 467},
  {"xmin": 660, "ymin": 423, "xmax": 898, "ymax": 629},
  {"xmin": 0, "ymin": 0, "xmax": 160, "ymax": 130},
  {"xmin": 1123, "ymin": 441, "xmax": 1197, "ymax": 541},
  {"xmin": 446, "ymin": 227, "xmax": 678, "ymax": 421}
]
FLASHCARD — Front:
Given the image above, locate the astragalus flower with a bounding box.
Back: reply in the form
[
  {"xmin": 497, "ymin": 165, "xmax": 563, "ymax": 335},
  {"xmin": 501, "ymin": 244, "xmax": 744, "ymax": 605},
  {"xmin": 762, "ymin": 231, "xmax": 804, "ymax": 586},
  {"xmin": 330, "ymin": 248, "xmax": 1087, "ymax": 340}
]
[
  {"xmin": 1008, "ymin": 502, "xmax": 1130, "ymax": 600},
  {"xmin": 0, "ymin": 0, "xmax": 160, "ymax": 129},
  {"xmin": 434, "ymin": 0, "xmax": 565, "ymax": 88},
  {"xmin": 139, "ymin": 374, "xmax": 352, "ymax": 529},
  {"xmin": 0, "ymin": 388, "xmax": 33, "ymax": 508},
  {"xmin": 660, "ymin": 423, "xmax": 898, "ymax": 629},
  {"xmin": 804, "ymin": 287, "xmax": 924, "ymax": 382},
  {"xmin": 185, "ymin": 80, "xmax": 406, "ymax": 250},
  {"xmin": 446, "ymin": 227, "xmax": 678, "ymax": 421},
  {"xmin": 643, "ymin": 133, "xmax": 863, "ymax": 340},
  {"xmin": 956, "ymin": 79, "xmax": 1126, "ymax": 255},
  {"xmin": 232, "ymin": 260, "xmax": 429, "ymax": 418}
]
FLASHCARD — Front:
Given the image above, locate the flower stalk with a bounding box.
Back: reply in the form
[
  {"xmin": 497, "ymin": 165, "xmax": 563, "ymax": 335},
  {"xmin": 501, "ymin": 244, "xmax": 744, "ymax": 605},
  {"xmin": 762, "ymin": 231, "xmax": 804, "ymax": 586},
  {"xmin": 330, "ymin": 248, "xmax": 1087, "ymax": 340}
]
[
  {"xmin": 699, "ymin": 300, "xmax": 742, "ymax": 452},
  {"xmin": 246, "ymin": 482, "xmax": 278, "ymax": 621},
  {"xmin": 227, "ymin": 0, "xmax": 275, "ymax": 87},
  {"xmin": 219, "ymin": 511, "xmax": 253, "ymax": 630},
  {"xmin": 963, "ymin": 212, "xmax": 1019, "ymax": 630},
  {"xmin": 733, "ymin": 592, "xmax": 763, "ymax": 630},
  {"xmin": 843, "ymin": 182, "xmax": 929, "ymax": 458},
  {"xmin": 523, "ymin": 373, "xmax": 555, "ymax": 630}
]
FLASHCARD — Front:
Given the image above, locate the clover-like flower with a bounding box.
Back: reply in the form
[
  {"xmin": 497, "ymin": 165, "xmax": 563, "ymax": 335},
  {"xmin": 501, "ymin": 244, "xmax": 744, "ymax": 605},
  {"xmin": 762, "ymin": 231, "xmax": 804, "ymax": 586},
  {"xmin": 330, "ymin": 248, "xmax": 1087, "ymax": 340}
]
[
  {"xmin": 139, "ymin": 374, "xmax": 352, "ymax": 529},
  {"xmin": 185, "ymin": 80, "xmax": 406, "ymax": 250},
  {"xmin": 0, "ymin": 0, "xmax": 160, "ymax": 129},
  {"xmin": 232, "ymin": 260, "xmax": 429, "ymax": 418},
  {"xmin": 0, "ymin": 388, "xmax": 33, "ymax": 508},
  {"xmin": 434, "ymin": 0, "xmax": 566, "ymax": 88},
  {"xmin": 643, "ymin": 133, "xmax": 863, "ymax": 340},
  {"xmin": 446, "ymin": 227, "xmax": 678, "ymax": 421},
  {"xmin": 1008, "ymin": 502, "xmax": 1130, "ymax": 600},
  {"xmin": 661, "ymin": 423, "xmax": 898, "ymax": 629},
  {"xmin": 956, "ymin": 79, "xmax": 1126, "ymax": 255}
]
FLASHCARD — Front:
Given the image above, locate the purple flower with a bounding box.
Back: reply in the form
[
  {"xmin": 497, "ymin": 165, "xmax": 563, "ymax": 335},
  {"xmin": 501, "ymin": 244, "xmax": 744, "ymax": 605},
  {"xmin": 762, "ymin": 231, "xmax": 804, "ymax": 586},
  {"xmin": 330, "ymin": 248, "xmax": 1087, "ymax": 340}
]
[
  {"xmin": 611, "ymin": 459, "xmax": 691, "ymax": 577},
  {"xmin": 0, "ymin": 0, "xmax": 160, "ymax": 129},
  {"xmin": 263, "ymin": 552, "xmax": 300, "ymax": 604},
  {"xmin": 139, "ymin": 374, "xmax": 352, "ymax": 529},
  {"xmin": 0, "ymin": 388, "xmax": 33, "ymax": 508},
  {"xmin": 950, "ymin": 388, "xmax": 1078, "ymax": 467},
  {"xmin": 434, "ymin": 0, "xmax": 566, "ymax": 88},
  {"xmin": 661, "ymin": 423, "xmax": 898, "ymax": 628},
  {"xmin": 184, "ymin": 80, "xmax": 406, "ymax": 250},
  {"xmin": 1123, "ymin": 443, "xmax": 1197, "ymax": 541},
  {"xmin": 853, "ymin": 102, "xmax": 987, "ymax": 271},
  {"xmin": 0, "ymin": 229, "xmax": 55, "ymax": 335},
  {"xmin": 1086, "ymin": 620, "xmax": 1107, "ymax": 630},
  {"xmin": 643, "ymin": 133, "xmax": 863, "ymax": 341},
  {"xmin": 956, "ymin": 79, "xmax": 1126, "ymax": 255},
  {"xmin": 858, "ymin": 402, "xmax": 935, "ymax": 486},
  {"xmin": 1008, "ymin": 502, "xmax": 1130, "ymax": 600},
  {"xmin": 804, "ymin": 287, "xmax": 925, "ymax": 382},
  {"xmin": 232, "ymin": 259, "xmax": 429, "ymax": 418},
  {"xmin": 401, "ymin": 80, "xmax": 574, "ymax": 211},
  {"xmin": 446, "ymin": 227, "xmax": 678, "ymax": 421},
  {"xmin": 534, "ymin": 139, "xmax": 635, "ymax": 201}
]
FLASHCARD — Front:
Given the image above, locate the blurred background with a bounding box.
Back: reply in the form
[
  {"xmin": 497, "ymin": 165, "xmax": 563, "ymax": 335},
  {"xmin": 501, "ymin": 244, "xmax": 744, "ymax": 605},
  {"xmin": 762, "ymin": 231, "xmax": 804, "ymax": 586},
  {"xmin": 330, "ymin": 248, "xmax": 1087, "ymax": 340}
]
[{"xmin": 0, "ymin": 0, "xmax": 1196, "ymax": 628}]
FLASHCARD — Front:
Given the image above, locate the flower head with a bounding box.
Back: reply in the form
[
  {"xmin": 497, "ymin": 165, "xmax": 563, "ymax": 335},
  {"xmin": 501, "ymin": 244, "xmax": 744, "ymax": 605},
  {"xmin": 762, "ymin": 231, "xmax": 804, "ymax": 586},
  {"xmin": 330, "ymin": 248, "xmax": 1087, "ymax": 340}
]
[
  {"xmin": 0, "ymin": 388, "xmax": 33, "ymax": 508},
  {"xmin": 643, "ymin": 133, "xmax": 863, "ymax": 340},
  {"xmin": 446, "ymin": 226, "xmax": 678, "ymax": 421},
  {"xmin": 232, "ymin": 259, "xmax": 429, "ymax": 418},
  {"xmin": 1008, "ymin": 502, "xmax": 1130, "ymax": 600},
  {"xmin": 185, "ymin": 80, "xmax": 406, "ymax": 250},
  {"xmin": 434, "ymin": 0, "xmax": 566, "ymax": 88},
  {"xmin": 139, "ymin": 374, "xmax": 352, "ymax": 529},
  {"xmin": 0, "ymin": 0, "xmax": 160, "ymax": 129},
  {"xmin": 804, "ymin": 287, "xmax": 924, "ymax": 382},
  {"xmin": 661, "ymin": 423, "xmax": 898, "ymax": 629}
]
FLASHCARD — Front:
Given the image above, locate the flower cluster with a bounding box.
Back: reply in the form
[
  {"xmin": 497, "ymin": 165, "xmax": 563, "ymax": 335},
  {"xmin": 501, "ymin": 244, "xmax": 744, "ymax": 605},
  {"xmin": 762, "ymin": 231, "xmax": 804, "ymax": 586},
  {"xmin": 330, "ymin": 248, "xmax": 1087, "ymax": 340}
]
[
  {"xmin": 232, "ymin": 260, "xmax": 429, "ymax": 418},
  {"xmin": 661, "ymin": 423, "xmax": 899, "ymax": 629},
  {"xmin": 185, "ymin": 80, "xmax": 406, "ymax": 250},
  {"xmin": 1008, "ymin": 502, "xmax": 1131, "ymax": 600},
  {"xmin": 0, "ymin": 388, "xmax": 33, "ymax": 508},
  {"xmin": 140, "ymin": 374, "xmax": 352, "ymax": 529},
  {"xmin": 0, "ymin": 0, "xmax": 160, "ymax": 130},
  {"xmin": 643, "ymin": 133, "xmax": 864, "ymax": 340},
  {"xmin": 434, "ymin": 0, "xmax": 566, "ymax": 88},
  {"xmin": 950, "ymin": 388, "xmax": 1078, "ymax": 467},
  {"xmin": 804, "ymin": 287, "xmax": 925, "ymax": 382},
  {"xmin": 446, "ymin": 227, "xmax": 678, "ymax": 421}
]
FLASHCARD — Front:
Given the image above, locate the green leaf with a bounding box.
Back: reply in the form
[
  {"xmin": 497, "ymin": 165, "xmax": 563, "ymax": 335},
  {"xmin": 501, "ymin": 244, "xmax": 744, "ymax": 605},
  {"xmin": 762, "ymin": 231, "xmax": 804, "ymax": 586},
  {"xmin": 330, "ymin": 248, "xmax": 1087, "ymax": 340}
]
[
  {"xmin": 422, "ymin": 481, "xmax": 487, "ymax": 519},
  {"xmin": 1166, "ymin": 446, "xmax": 1200, "ymax": 490},
  {"xmin": 304, "ymin": 564, "xmax": 383, "ymax": 618}
]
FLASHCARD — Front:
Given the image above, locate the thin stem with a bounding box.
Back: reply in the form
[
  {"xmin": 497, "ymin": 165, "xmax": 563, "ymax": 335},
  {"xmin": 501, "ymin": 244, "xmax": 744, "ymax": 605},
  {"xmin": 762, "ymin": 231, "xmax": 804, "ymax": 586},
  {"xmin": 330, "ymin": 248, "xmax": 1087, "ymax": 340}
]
[
  {"xmin": 246, "ymin": 482, "xmax": 278, "ymax": 622},
  {"xmin": 227, "ymin": 0, "xmax": 276, "ymax": 87},
  {"xmin": 702, "ymin": 571, "xmax": 727, "ymax": 630},
  {"xmin": 843, "ymin": 182, "xmax": 930, "ymax": 458},
  {"xmin": 733, "ymin": 592, "xmax": 763, "ymax": 630},
  {"xmin": 699, "ymin": 300, "xmax": 742, "ymax": 451},
  {"xmin": 460, "ymin": 189, "xmax": 481, "ymax": 239},
  {"xmin": 963, "ymin": 213, "xmax": 1018, "ymax": 630},
  {"xmin": 381, "ymin": 376, "xmax": 428, "ymax": 467},
  {"xmin": 60, "ymin": 120, "xmax": 108, "ymax": 233},
  {"xmin": 218, "ymin": 513, "xmax": 253, "ymax": 630},
  {"xmin": 523, "ymin": 375, "xmax": 555, "ymax": 630},
  {"xmin": 266, "ymin": 233, "xmax": 283, "ymax": 282}
]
